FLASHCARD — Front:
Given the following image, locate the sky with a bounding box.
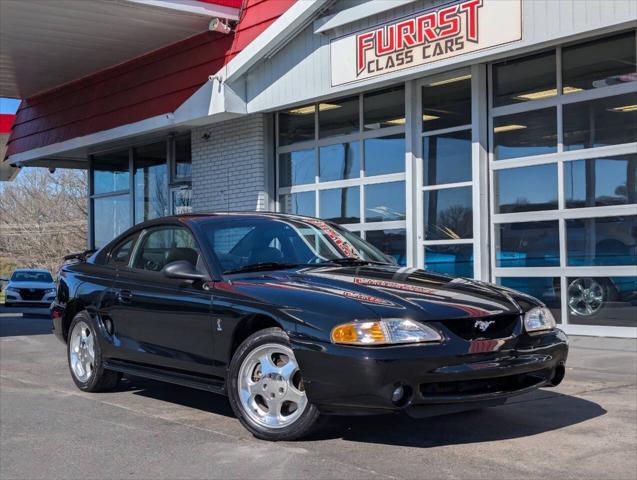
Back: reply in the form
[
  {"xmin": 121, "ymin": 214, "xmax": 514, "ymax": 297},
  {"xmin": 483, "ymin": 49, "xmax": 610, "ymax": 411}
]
[{"xmin": 0, "ymin": 98, "xmax": 20, "ymax": 114}]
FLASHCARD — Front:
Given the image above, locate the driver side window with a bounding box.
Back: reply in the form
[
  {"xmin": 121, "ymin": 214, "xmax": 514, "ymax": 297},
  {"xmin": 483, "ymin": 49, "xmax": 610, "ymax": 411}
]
[{"xmin": 133, "ymin": 227, "xmax": 201, "ymax": 273}]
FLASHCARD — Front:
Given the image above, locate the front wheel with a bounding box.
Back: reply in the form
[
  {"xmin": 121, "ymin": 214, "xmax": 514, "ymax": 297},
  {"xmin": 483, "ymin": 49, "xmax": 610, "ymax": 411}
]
[
  {"xmin": 67, "ymin": 311, "xmax": 121, "ymax": 392},
  {"xmin": 227, "ymin": 327, "xmax": 321, "ymax": 441}
]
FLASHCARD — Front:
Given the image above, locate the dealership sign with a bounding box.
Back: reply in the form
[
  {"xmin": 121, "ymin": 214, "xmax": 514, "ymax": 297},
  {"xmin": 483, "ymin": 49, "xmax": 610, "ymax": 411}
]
[{"xmin": 330, "ymin": 0, "xmax": 522, "ymax": 86}]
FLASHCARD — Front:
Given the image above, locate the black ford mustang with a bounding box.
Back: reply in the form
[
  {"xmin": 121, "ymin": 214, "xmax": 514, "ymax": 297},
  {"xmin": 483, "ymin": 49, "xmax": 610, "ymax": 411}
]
[{"xmin": 52, "ymin": 213, "xmax": 568, "ymax": 440}]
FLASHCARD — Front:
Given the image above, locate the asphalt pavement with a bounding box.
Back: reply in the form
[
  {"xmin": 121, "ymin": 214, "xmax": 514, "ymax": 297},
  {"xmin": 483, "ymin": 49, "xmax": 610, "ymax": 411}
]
[{"xmin": 0, "ymin": 306, "xmax": 636, "ymax": 479}]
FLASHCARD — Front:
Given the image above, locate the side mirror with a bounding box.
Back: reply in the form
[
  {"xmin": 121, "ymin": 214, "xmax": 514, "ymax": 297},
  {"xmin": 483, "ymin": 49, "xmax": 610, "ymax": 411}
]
[{"xmin": 162, "ymin": 260, "xmax": 207, "ymax": 282}]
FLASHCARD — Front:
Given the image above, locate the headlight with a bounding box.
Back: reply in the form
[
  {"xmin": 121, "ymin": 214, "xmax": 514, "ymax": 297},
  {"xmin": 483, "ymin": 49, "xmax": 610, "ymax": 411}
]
[
  {"xmin": 331, "ymin": 319, "xmax": 442, "ymax": 345},
  {"xmin": 5, "ymin": 287, "xmax": 17, "ymax": 293},
  {"xmin": 46, "ymin": 288, "xmax": 56, "ymax": 294},
  {"xmin": 524, "ymin": 306, "xmax": 556, "ymax": 333}
]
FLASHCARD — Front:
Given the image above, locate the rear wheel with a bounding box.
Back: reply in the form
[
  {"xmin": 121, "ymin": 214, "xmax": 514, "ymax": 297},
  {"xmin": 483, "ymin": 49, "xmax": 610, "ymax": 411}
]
[
  {"xmin": 227, "ymin": 327, "xmax": 321, "ymax": 441},
  {"xmin": 567, "ymin": 277, "xmax": 611, "ymax": 317},
  {"xmin": 67, "ymin": 311, "xmax": 121, "ymax": 392}
]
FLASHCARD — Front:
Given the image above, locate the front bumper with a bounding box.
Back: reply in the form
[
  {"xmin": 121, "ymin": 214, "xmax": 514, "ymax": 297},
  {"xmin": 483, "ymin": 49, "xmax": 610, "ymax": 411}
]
[
  {"xmin": 4, "ymin": 292, "xmax": 55, "ymax": 307},
  {"xmin": 291, "ymin": 329, "xmax": 568, "ymax": 417}
]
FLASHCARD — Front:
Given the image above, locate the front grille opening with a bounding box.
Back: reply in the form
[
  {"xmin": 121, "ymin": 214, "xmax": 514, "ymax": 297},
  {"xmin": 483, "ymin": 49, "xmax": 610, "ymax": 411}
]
[
  {"xmin": 420, "ymin": 371, "xmax": 549, "ymax": 398},
  {"xmin": 440, "ymin": 314, "xmax": 520, "ymax": 340},
  {"xmin": 18, "ymin": 289, "xmax": 45, "ymax": 301}
]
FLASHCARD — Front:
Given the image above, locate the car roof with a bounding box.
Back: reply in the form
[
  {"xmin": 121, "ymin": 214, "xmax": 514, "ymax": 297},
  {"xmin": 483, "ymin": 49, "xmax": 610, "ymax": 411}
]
[
  {"xmin": 13, "ymin": 268, "xmax": 51, "ymax": 273},
  {"xmin": 134, "ymin": 211, "xmax": 319, "ymax": 229}
]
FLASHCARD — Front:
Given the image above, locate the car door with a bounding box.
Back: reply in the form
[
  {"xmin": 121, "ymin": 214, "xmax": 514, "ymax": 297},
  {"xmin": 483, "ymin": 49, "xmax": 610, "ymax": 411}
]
[{"xmin": 109, "ymin": 225, "xmax": 215, "ymax": 375}]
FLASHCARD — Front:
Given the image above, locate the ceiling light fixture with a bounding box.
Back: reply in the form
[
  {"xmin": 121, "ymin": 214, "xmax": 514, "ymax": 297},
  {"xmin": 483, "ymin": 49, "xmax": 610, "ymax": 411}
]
[
  {"xmin": 385, "ymin": 118, "xmax": 406, "ymax": 125},
  {"xmin": 607, "ymin": 104, "xmax": 637, "ymax": 113},
  {"xmin": 427, "ymin": 75, "xmax": 472, "ymax": 87},
  {"xmin": 494, "ymin": 124, "xmax": 527, "ymax": 133},
  {"xmin": 423, "ymin": 114, "xmax": 440, "ymax": 121},
  {"xmin": 287, "ymin": 103, "xmax": 341, "ymax": 115},
  {"xmin": 515, "ymin": 86, "xmax": 583, "ymax": 101}
]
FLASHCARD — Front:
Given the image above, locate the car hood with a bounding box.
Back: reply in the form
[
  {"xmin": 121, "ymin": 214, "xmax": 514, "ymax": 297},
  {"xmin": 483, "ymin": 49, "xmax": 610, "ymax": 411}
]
[
  {"xmin": 227, "ymin": 264, "xmax": 539, "ymax": 321},
  {"xmin": 7, "ymin": 281, "xmax": 55, "ymax": 290}
]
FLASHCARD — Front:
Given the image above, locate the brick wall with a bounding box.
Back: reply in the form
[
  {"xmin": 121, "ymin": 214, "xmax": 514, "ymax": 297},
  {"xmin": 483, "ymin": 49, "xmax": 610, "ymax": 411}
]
[{"xmin": 191, "ymin": 114, "xmax": 273, "ymax": 212}]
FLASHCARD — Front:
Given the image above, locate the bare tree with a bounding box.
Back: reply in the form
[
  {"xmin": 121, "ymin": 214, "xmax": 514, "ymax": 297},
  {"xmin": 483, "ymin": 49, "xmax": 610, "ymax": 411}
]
[{"xmin": 0, "ymin": 168, "xmax": 87, "ymax": 276}]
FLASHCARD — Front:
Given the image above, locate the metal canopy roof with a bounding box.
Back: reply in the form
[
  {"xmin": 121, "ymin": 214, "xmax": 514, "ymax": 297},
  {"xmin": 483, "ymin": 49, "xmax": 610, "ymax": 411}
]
[{"xmin": 0, "ymin": 0, "xmax": 239, "ymax": 99}]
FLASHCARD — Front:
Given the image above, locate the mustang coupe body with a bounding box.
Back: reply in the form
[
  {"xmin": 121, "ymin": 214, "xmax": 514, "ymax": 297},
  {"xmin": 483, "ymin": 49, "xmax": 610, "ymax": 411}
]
[{"xmin": 52, "ymin": 213, "xmax": 568, "ymax": 440}]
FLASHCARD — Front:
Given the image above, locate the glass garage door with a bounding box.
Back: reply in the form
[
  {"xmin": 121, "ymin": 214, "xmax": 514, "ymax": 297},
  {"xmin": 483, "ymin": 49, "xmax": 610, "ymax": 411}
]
[{"xmin": 488, "ymin": 31, "xmax": 637, "ymax": 335}]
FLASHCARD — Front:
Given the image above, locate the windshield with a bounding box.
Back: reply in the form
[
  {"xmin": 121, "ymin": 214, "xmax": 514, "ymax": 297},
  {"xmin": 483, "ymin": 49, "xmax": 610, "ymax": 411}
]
[
  {"xmin": 11, "ymin": 271, "xmax": 53, "ymax": 283},
  {"xmin": 200, "ymin": 217, "xmax": 391, "ymax": 273}
]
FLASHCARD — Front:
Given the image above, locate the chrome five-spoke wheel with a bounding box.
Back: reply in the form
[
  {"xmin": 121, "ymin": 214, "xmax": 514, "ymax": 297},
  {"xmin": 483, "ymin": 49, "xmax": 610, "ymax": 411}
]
[
  {"xmin": 568, "ymin": 277, "xmax": 605, "ymax": 316},
  {"xmin": 237, "ymin": 343, "xmax": 307, "ymax": 429},
  {"xmin": 69, "ymin": 321, "xmax": 95, "ymax": 382}
]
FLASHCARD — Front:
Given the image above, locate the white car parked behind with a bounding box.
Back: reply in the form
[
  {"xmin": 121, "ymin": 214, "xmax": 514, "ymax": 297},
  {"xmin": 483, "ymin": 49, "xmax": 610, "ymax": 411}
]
[{"xmin": 4, "ymin": 269, "xmax": 56, "ymax": 308}]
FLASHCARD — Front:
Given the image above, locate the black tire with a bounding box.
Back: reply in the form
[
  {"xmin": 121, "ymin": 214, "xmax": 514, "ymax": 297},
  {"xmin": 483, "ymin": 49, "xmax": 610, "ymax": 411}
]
[
  {"xmin": 67, "ymin": 311, "xmax": 121, "ymax": 392},
  {"xmin": 227, "ymin": 327, "xmax": 321, "ymax": 441}
]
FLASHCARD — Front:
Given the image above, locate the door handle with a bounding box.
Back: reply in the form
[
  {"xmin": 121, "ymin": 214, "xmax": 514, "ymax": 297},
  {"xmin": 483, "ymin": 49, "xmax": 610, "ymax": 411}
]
[{"xmin": 117, "ymin": 289, "xmax": 133, "ymax": 303}]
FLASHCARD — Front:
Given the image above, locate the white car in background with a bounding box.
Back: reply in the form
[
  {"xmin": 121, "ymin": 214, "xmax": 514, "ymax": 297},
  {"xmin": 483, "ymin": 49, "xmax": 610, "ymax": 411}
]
[{"xmin": 4, "ymin": 269, "xmax": 56, "ymax": 308}]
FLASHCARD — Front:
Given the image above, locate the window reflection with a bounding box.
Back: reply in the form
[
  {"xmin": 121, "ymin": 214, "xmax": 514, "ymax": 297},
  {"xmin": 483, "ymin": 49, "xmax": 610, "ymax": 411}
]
[
  {"xmin": 562, "ymin": 32, "xmax": 636, "ymax": 92},
  {"xmin": 319, "ymin": 187, "xmax": 360, "ymax": 224},
  {"xmin": 494, "ymin": 108, "xmax": 557, "ymax": 160},
  {"xmin": 279, "ymin": 149, "xmax": 315, "ymax": 187},
  {"xmin": 364, "ymin": 135, "xmax": 405, "ymax": 176},
  {"xmin": 422, "ymin": 76, "xmax": 471, "ymax": 131},
  {"xmin": 497, "ymin": 221, "xmax": 560, "ymax": 267},
  {"xmin": 493, "ymin": 51, "xmax": 556, "ymax": 107},
  {"xmin": 563, "ymin": 93, "xmax": 637, "ymax": 151},
  {"xmin": 366, "ymin": 229, "xmax": 407, "ymax": 266},
  {"xmin": 565, "ymin": 155, "xmax": 637, "ymax": 208},
  {"xmin": 567, "ymin": 215, "xmax": 637, "ymax": 266},
  {"xmin": 364, "ymin": 86, "xmax": 405, "ymax": 130},
  {"xmin": 496, "ymin": 163, "xmax": 558, "ymax": 213},
  {"xmin": 319, "ymin": 97, "xmax": 359, "ymax": 139},
  {"xmin": 567, "ymin": 276, "xmax": 636, "ymax": 327},
  {"xmin": 279, "ymin": 106, "xmax": 315, "ymax": 146},
  {"xmin": 425, "ymin": 244, "xmax": 473, "ymax": 278},
  {"xmin": 423, "ymin": 130, "xmax": 472, "ymax": 186},
  {"xmin": 499, "ymin": 277, "xmax": 562, "ymax": 323},
  {"xmin": 424, "ymin": 187, "xmax": 473, "ymax": 240},
  {"xmin": 93, "ymin": 150, "xmax": 129, "ymax": 194},
  {"xmin": 319, "ymin": 142, "xmax": 360, "ymax": 182},
  {"xmin": 94, "ymin": 194, "xmax": 131, "ymax": 248},
  {"xmin": 279, "ymin": 192, "xmax": 315, "ymax": 217},
  {"xmin": 365, "ymin": 182, "xmax": 406, "ymax": 222}
]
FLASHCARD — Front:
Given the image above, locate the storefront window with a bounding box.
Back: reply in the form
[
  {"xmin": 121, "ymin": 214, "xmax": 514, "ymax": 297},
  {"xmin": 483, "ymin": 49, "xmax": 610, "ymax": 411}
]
[
  {"xmin": 279, "ymin": 192, "xmax": 315, "ymax": 217},
  {"xmin": 567, "ymin": 276, "xmax": 636, "ymax": 327},
  {"xmin": 279, "ymin": 149, "xmax": 315, "ymax": 187},
  {"xmin": 425, "ymin": 244, "xmax": 473, "ymax": 278},
  {"xmin": 134, "ymin": 142, "xmax": 168, "ymax": 223},
  {"xmin": 93, "ymin": 150, "xmax": 129, "ymax": 194},
  {"xmin": 366, "ymin": 229, "xmax": 406, "ymax": 266},
  {"xmin": 493, "ymin": 108, "xmax": 557, "ymax": 160},
  {"xmin": 496, "ymin": 221, "xmax": 560, "ymax": 267},
  {"xmin": 319, "ymin": 187, "xmax": 360, "ymax": 224},
  {"xmin": 493, "ymin": 51, "xmax": 556, "ymax": 107},
  {"xmin": 423, "ymin": 130, "xmax": 471, "ymax": 185},
  {"xmin": 319, "ymin": 96, "xmax": 359, "ymax": 139},
  {"xmin": 562, "ymin": 32, "xmax": 636, "ymax": 92},
  {"xmin": 363, "ymin": 86, "xmax": 405, "ymax": 130},
  {"xmin": 277, "ymin": 86, "xmax": 406, "ymax": 263},
  {"xmin": 364, "ymin": 135, "xmax": 405, "ymax": 176},
  {"xmin": 566, "ymin": 215, "xmax": 637, "ymax": 266},
  {"xmin": 563, "ymin": 92, "xmax": 637, "ymax": 151},
  {"xmin": 174, "ymin": 135, "xmax": 192, "ymax": 180},
  {"xmin": 365, "ymin": 182, "xmax": 406, "ymax": 222},
  {"xmin": 94, "ymin": 194, "xmax": 131, "ymax": 248},
  {"xmin": 499, "ymin": 277, "xmax": 562, "ymax": 323},
  {"xmin": 424, "ymin": 187, "xmax": 473, "ymax": 240},
  {"xmin": 495, "ymin": 163, "xmax": 558, "ymax": 213},
  {"xmin": 422, "ymin": 75, "xmax": 471, "ymax": 131},
  {"xmin": 319, "ymin": 142, "xmax": 360, "ymax": 182},
  {"xmin": 279, "ymin": 105, "xmax": 315, "ymax": 146},
  {"xmin": 565, "ymin": 155, "xmax": 637, "ymax": 208}
]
